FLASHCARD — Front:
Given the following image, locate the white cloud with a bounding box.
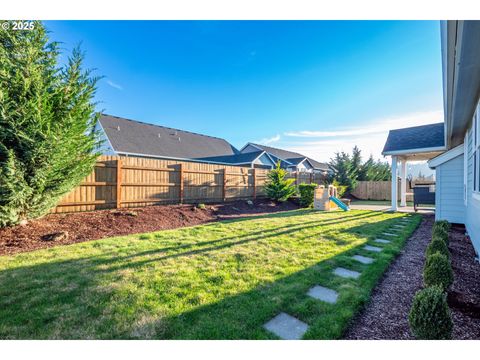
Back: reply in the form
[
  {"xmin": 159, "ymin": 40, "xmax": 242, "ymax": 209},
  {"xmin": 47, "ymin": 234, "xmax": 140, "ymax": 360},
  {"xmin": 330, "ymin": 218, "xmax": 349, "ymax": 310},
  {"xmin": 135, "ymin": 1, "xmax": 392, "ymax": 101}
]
[
  {"xmin": 255, "ymin": 134, "xmax": 281, "ymax": 145},
  {"xmin": 258, "ymin": 109, "xmax": 443, "ymax": 162},
  {"xmin": 106, "ymin": 80, "xmax": 123, "ymax": 90}
]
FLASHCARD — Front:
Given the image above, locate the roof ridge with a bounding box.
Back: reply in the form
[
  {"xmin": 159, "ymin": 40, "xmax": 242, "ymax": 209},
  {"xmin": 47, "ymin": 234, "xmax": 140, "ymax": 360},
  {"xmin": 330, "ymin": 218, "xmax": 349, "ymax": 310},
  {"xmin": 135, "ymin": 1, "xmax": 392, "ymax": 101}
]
[
  {"xmin": 390, "ymin": 122, "xmax": 444, "ymax": 132},
  {"xmin": 101, "ymin": 113, "xmax": 231, "ymax": 143},
  {"xmin": 250, "ymin": 142, "xmax": 303, "ymax": 156}
]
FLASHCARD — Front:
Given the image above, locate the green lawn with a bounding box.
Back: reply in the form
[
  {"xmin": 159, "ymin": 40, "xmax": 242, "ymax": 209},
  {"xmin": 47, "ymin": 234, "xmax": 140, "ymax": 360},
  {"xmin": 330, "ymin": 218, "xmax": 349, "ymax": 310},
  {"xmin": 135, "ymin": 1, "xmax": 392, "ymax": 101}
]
[
  {"xmin": 0, "ymin": 209, "xmax": 421, "ymax": 339},
  {"xmin": 351, "ymin": 200, "xmax": 415, "ymax": 206}
]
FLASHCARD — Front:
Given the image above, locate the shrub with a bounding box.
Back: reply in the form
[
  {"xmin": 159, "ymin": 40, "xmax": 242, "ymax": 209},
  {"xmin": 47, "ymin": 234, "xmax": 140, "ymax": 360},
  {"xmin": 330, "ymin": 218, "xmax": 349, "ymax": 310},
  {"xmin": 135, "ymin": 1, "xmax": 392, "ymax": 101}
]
[
  {"xmin": 0, "ymin": 22, "xmax": 100, "ymax": 227},
  {"xmin": 197, "ymin": 203, "xmax": 206, "ymax": 210},
  {"xmin": 298, "ymin": 183, "xmax": 317, "ymax": 207},
  {"xmin": 432, "ymin": 226, "xmax": 449, "ymax": 244},
  {"xmin": 433, "ymin": 220, "xmax": 451, "ymax": 233},
  {"xmin": 424, "ymin": 253, "xmax": 453, "ymax": 290},
  {"xmin": 265, "ymin": 162, "xmax": 296, "ymax": 202},
  {"xmin": 332, "ymin": 179, "xmax": 348, "ymax": 198},
  {"xmin": 426, "ymin": 238, "xmax": 450, "ymax": 259},
  {"xmin": 409, "ymin": 286, "xmax": 453, "ymax": 339}
]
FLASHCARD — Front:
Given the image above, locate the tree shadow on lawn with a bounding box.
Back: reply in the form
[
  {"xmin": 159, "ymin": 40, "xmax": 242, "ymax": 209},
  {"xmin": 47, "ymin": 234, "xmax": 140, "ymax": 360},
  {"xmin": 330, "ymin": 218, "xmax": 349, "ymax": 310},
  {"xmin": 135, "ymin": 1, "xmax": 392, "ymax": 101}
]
[{"xmin": 0, "ymin": 212, "xmax": 410, "ymax": 339}]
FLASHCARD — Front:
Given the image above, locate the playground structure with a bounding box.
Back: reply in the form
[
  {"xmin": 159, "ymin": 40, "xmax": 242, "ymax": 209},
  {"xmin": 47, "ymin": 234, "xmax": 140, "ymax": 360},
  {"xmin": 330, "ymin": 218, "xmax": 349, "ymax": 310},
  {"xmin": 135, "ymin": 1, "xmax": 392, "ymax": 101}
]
[{"xmin": 313, "ymin": 185, "xmax": 350, "ymax": 211}]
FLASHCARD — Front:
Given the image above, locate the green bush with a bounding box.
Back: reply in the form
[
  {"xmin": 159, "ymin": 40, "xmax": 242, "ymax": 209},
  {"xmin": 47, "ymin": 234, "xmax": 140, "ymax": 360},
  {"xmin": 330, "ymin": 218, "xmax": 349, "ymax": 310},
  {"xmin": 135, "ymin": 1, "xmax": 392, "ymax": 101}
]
[
  {"xmin": 197, "ymin": 203, "xmax": 206, "ymax": 210},
  {"xmin": 433, "ymin": 220, "xmax": 451, "ymax": 233},
  {"xmin": 332, "ymin": 179, "xmax": 348, "ymax": 198},
  {"xmin": 432, "ymin": 226, "xmax": 449, "ymax": 244},
  {"xmin": 265, "ymin": 162, "xmax": 296, "ymax": 202},
  {"xmin": 424, "ymin": 253, "xmax": 453, "ymax": 290},
  {"xmin": 409, "ymin": 286, "xmax": 453, "ymax": 339},
  {"xmin": 426, "ymin": 238, "xmax": 450, "ymax": 259},
  {"xmin": 298, "ymin": 183, "xmax": 317, "ymax": 207}
]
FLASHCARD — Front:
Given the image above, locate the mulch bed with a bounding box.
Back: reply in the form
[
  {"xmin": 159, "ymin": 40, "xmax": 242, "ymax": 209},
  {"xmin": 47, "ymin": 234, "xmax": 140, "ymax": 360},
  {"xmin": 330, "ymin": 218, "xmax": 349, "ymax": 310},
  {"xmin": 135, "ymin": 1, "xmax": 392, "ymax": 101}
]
[
  {"xmin": 0, "ymin": 199, "xmax": 299, "ymax": 256},
  {"xmin": 344, "ymin": 214, "xmax": 480, "ymax": 340}
]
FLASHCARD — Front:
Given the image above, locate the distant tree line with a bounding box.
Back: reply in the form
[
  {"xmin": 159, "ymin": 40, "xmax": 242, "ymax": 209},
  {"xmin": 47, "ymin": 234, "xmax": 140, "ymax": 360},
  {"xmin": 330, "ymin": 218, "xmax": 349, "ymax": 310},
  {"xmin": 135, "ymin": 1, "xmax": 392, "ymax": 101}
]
[{"xmin": 328, "ymin": 146, "xmax": 391, "ymax": 194}]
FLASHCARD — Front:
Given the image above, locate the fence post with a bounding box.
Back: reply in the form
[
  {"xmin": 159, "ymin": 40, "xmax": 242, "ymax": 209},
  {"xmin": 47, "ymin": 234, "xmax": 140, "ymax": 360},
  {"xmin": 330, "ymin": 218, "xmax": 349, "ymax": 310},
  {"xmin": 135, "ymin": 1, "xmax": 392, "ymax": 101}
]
[
  {"xmin": 116, "ymin": 158, "xmax": 122, "ymax": 209},
  {"xmin": 178, "ymin": 164, "xmax": 184, "ymax": 204},
  {"xmin": 310, "ymin": 172, "xmax": 313, "ymax": 184},
  {"xmin": 222, "ymin": 168, "xmax": 227, "ymax": 202},
  {"xmin": 295, "ymin": 171, "xmax": 299, "ymax": 186},
  {"xmin": 252, "ymin": 168, "xmax": 256, "ymax": 199}
]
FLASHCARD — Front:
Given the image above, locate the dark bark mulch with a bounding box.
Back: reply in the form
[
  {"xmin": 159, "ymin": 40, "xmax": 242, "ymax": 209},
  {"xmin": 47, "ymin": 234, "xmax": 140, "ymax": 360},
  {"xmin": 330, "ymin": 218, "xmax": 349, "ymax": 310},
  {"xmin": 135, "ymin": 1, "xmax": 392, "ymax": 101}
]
[
  {"xmin": 447, "ymin": 225, "xmax": 480, "ymax": 339},
  {"xmin": 0, "ymin": 199, "xmax": 299, "ymax": 256},
  {"xmin": 344, "ymin": 215, "xmax": 480, "ymax": 340}
]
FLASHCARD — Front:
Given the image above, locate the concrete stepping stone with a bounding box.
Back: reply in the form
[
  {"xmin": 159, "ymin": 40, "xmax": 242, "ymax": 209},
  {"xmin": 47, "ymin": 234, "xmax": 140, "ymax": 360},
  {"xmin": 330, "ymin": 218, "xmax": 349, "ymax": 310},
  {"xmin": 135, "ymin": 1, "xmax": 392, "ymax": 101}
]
[
  {"xmin": 307, "ymin": 285, "xmax": 338, "ymax": 304},
  {"xmin": 334, "ymin": 267, "xmax": 361, "ymax": 279},
  {"xmin": 364, "ymin": 245, "xmax": 382, "ymax": 252},
  {"xmin": 352, "ymin": 255, "xmax": 374, "ymax": 264},
  {"xmin": 374, "ymin": 238, "xmax": 391, "ymax": 244},
  {"xmin": 263, "ymin": 312, "xmax": 308, "ymax": 340},
  {"xmin": 382, "ymin": 232, "xmax": 396, "ymax": 236}
]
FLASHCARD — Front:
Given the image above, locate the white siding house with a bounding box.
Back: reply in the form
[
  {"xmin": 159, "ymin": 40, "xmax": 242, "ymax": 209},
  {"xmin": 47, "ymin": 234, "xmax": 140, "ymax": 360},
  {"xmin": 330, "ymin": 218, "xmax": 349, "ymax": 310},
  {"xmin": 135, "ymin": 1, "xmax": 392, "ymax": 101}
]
[{"xmin": 429, "ymin": 146, "xmax": 465, "ymax": 224}]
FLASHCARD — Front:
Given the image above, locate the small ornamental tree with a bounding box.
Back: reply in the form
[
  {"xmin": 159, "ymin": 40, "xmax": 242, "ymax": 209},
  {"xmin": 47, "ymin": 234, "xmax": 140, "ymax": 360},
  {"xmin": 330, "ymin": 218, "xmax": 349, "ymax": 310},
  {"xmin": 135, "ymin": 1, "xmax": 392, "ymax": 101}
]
[
  {"xmin": 265, "ymin": 162, "xmax": 296, "ymax": 202},
  {"xmin": 0, "ymin": 22, "xmax": 100, "ymax": 227}
]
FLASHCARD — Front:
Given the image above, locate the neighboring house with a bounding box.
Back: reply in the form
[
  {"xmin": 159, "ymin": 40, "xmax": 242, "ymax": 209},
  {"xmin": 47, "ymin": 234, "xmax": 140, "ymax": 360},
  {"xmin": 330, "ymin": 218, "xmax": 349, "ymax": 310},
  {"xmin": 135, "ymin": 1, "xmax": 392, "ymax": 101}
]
[
  {"xmin": 96, "ymin": 114, "xmax": 276, "ymax": 168},
  {"xmin": 383, "ymin": 20, "xmax": 480, "ymax": 257},
  {"xmin": 240, "ymin": 143, "xmax": 330, "ymax": 174}
]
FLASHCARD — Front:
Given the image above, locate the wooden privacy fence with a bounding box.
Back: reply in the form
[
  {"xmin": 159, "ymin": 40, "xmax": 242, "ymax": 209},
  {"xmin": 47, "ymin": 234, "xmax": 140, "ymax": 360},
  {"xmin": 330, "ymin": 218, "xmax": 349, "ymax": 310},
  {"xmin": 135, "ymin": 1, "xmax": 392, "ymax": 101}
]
[
  {"xmin": 53, "ymin": 155, "xmax": 328, "ymax": 213},
  {"xmin": 53, "ymin": 155, "xmax": 270, "ymax": 213},
  {"xmin": 352, "ymin": 180, "xmax": 420, "ymax": 201}
]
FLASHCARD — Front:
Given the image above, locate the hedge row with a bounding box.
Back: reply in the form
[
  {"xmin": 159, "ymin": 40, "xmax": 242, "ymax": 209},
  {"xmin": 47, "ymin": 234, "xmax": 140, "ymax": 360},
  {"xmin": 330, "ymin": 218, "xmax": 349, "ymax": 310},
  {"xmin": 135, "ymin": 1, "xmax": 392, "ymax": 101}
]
[{"xmin": 409, "ymin": 220, "xmax": 454, "ymax": 339}]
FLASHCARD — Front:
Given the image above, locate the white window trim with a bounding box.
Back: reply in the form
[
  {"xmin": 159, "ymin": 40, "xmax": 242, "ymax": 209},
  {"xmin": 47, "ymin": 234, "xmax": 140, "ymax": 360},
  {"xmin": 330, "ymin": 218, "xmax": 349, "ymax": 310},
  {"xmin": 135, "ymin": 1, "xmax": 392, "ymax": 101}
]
[{"xmin": 475, "ymin": 106, "xmax": 480, "ymax": 195}]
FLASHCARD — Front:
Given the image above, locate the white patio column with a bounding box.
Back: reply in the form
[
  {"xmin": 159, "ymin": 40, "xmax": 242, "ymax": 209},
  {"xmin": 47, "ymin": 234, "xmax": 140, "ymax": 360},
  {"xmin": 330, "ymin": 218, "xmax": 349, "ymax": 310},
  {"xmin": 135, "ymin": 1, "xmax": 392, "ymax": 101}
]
[
  {"xmin": 400, "ymin": 159, "xmax": 407, "ymax": 207},
  {"xmin": 391, "ymin": 156, "xmax": 398, "ymax": 211}
]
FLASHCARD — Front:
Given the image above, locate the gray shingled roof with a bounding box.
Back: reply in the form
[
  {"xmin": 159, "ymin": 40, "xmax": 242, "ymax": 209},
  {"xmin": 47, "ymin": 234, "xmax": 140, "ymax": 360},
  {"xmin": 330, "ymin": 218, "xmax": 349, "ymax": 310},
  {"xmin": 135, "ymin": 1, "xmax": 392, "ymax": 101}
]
[
  {"xmin": 248, "ymin": 143, "xmax": 329, "ymax": 170},
  {"xmin": 382, "ymin": 123, "xmax": 445, "ymax": 154},
  {"xmin": 99, "ymin": 114, "xmax": 238, "ymax": 160},
  {"xmin": 195, "ymin": 150, "xmax": 265, "ymax": 164}
]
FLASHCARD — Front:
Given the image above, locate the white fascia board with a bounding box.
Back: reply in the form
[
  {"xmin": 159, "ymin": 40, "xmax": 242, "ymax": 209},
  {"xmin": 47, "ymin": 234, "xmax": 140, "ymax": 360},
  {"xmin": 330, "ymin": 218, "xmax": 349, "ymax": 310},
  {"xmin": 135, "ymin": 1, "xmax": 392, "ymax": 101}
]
[
  {"xmin": 382, "ymin": 146, "xmax": 446, "ymax": 156},
  {"xmin": 428, "ymin": 144, "xmax": 464, "ymax": 169}
]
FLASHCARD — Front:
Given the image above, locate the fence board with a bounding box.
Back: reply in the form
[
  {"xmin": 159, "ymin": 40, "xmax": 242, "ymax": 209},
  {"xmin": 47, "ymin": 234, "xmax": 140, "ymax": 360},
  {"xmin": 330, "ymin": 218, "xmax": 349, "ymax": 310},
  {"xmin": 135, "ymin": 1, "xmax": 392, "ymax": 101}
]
[{"xmin": 52, "ymin": 158, "xmax": 325, "ymax": 213}]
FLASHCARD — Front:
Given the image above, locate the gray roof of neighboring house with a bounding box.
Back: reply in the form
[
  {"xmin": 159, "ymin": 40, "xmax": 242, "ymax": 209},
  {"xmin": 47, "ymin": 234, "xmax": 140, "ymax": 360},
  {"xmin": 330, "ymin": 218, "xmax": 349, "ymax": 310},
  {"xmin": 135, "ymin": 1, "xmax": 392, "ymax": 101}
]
[
  {"xmin": 196, "ymin": 150, "xmax": 266, "ymax": 164},
  {"xmin": 247, "ymin": 143, "xmax": 329, "ymax": 170},
  {"xmin": 99, "ymin": 114, "xmax": 239, "ymax": 160},
  {"xmin": 382, "ymin": 123, "xmax": 445, "ymax": 154}
]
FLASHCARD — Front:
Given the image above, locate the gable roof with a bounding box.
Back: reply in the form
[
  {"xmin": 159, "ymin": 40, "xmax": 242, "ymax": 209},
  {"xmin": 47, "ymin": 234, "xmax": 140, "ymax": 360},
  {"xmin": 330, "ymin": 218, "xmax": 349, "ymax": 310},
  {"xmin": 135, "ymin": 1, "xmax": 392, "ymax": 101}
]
[
  {"xmin": 99, "ymin": 114, "xmax": 238, "ymax": 160},
  {"xmin": 244, "ymin": 143, "xmax": 329, "ymax": 170},
  {"xmin": 382, "ymin": 123, "xmax": 446, "ymax": 155},
  {"xmin": 195, "ymin": 150, "xmax": 271, "ymax": 165}
]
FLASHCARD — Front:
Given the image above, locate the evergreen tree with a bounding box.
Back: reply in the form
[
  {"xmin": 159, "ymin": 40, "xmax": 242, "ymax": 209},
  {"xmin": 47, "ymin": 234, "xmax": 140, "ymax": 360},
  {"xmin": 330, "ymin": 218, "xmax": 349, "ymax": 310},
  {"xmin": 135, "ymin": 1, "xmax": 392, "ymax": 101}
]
[
  {"xmin": 265, "ymin": 162, "xmax": 296, "ymax": 202},
  {"xmin": 328, "ymin": 151, "xmax": 357, "ymax": 192},
  {"xmin": 0, "ymin": 21, "xmax": 100, "ymax": 227}
]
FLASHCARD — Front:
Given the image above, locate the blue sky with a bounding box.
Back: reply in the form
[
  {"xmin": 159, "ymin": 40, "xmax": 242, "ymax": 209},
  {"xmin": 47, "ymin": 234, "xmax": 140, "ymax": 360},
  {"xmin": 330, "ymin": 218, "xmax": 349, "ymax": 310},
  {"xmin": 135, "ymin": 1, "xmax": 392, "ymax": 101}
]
[{"xmin": 45, "ymin": 20, "xmax": 443, "ymax": 162}]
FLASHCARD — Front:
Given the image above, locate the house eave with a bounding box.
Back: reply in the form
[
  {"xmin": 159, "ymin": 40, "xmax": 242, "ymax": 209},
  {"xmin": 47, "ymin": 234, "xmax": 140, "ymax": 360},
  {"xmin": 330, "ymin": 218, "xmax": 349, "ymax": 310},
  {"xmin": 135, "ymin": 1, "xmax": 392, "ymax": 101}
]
[{"xmin": 428, "ymin": 144, "xmax": 464, "ymax": 169}]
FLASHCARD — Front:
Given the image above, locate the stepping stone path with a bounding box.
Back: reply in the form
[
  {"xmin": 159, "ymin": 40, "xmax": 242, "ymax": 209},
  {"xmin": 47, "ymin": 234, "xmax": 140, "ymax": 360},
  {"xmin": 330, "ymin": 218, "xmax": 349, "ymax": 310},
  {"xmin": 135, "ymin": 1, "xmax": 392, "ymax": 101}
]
[
  {"xmin": 352, "ymin": 255, "xmax": 374, "ymax": 264},
  {"xmin": 307, "ymin": 285, "xmax": 338, "ymax": 304},
  {"xmin": 374, "ymin": 238, "xmax": 391, "ymax": 244},
  {"xmin": 263, "ymin": 312, "xmax": 309, "ymax": 340},
  {"xmin": 382, "ymin": 232, "xmax": 396, "ymax": 236},
  {"xmin": 334, "ymin": 267, "xmax": 361, "ymax": 279},
  {"xmin": 364, "ymin": 245, "xmax": 382, "ymax": 252}
]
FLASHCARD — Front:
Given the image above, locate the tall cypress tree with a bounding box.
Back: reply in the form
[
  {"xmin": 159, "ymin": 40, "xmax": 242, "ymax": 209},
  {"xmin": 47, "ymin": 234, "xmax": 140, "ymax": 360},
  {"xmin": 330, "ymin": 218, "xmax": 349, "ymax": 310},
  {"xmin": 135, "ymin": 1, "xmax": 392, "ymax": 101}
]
[{"xmin": 0, "ymin": 21, "xmax": 100, "ymax": 227}]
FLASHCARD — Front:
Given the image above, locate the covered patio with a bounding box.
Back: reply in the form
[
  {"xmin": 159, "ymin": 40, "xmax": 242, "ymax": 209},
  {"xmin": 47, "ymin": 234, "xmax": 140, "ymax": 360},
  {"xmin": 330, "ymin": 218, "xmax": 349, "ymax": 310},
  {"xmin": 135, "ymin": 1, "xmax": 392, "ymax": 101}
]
[{"xmin": 381, "ymin": 123, "xmax": 446, "ymax": 211}]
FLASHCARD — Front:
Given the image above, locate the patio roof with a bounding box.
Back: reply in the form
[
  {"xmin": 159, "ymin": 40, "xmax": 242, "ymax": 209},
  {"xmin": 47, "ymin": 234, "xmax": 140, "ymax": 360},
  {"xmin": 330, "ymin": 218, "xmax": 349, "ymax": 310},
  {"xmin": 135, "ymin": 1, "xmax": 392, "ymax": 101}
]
[{"xmin": 382, "ymin": 122, "xmax": 446, "ymax": 161}]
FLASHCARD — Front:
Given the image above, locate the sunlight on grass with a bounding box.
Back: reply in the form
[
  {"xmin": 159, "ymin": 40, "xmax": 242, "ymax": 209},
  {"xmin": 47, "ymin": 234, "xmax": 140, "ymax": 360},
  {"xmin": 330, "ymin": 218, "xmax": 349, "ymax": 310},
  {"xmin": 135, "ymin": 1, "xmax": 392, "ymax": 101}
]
[{"xmin": 0, "ymin": 209, "xmax": 421, "ymax": 339}]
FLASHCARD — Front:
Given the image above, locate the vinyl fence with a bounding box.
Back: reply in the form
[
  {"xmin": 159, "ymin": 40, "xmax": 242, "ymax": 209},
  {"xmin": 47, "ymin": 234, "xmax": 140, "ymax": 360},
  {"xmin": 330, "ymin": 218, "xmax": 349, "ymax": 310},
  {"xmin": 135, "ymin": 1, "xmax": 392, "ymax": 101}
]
[{"xmin": 52, "ymin": 156, "xmax": 327, "ymax": 213}]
